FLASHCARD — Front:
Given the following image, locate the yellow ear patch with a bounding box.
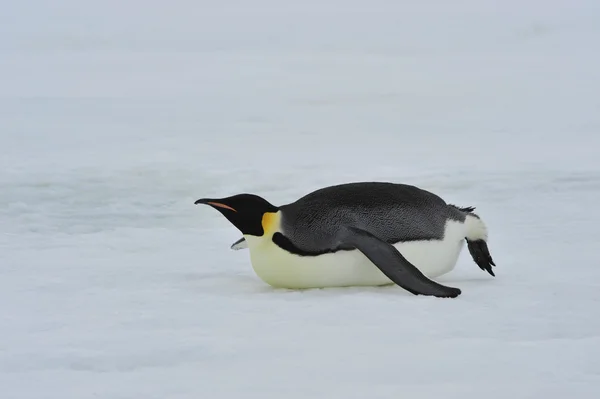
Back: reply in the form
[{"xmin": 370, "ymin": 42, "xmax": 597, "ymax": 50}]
[{"xmin": 261, "ymin": 212, "xmax": 279, "ymax": 235}]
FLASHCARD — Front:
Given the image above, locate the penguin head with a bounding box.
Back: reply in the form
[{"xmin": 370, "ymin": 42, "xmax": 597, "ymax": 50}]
[{"xmin": 195, "ymin": 193, "xmax": 279, "ymax": 236}]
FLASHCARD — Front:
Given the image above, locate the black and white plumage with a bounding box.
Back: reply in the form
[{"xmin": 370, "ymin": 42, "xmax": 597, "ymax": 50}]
[{"xmin": 196, "ymin": 182, "xmax": 496, "ymax": 298}]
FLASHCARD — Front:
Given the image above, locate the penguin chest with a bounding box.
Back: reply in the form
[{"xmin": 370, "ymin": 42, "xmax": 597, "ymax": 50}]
[
  {"xmin": 243, "ymin": 234, "xmax": 391, "ymax": 289},
  {"xmin": 242, "ymin": 224, "xmax": 465, "ymax": 289}
]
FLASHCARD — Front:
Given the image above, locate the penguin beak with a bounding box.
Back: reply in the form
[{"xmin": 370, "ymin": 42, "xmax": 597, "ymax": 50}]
[{"xmin": 194, "ymin": 198, "xmax": 238, "ymax": 212}]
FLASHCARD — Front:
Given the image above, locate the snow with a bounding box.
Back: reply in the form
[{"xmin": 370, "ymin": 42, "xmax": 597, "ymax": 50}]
[{"xmin": 2, "ymin": 0, "xmax": 600, "ymax": 397}]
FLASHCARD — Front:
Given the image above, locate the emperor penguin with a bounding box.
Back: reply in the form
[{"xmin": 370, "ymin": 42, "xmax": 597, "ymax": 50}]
[{"xmin": 195, "ymin": 181, "xmax": 495, "ymax": 298}]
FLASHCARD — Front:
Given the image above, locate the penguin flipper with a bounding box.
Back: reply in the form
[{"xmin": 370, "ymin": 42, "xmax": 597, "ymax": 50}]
[
  {"xmin": 230, "ymin": 237, "xmax": 247, "ymax": 250},
  {"xmin": 337, "ymin": 226, "xmax": 461, "ymax": 298}
]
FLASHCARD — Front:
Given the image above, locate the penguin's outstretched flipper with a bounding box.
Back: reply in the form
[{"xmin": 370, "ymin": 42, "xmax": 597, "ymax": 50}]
[
  {"xmin": 337, "ymin": 226, "xmax": 461, "ymax": 298},
  {"xmin": 230, "ymin": 237, "xmax": 247, "ymax": 250}
]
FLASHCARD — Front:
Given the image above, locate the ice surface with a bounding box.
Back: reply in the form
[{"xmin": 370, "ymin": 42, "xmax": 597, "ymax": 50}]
[{"xmin": 2, "ymin": 1, "xmax": 600, "ymax": 398}]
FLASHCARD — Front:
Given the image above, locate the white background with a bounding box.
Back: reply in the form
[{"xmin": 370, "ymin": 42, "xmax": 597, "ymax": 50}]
[{"xmin": 2, "ymin": 1, "xmax": 599, "ymax": 398}]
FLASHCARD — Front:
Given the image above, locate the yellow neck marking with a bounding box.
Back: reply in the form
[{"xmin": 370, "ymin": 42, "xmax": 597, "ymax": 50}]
[{"xmin": 261, "ymin": 211, "xmax": 280, "ymax": 235}]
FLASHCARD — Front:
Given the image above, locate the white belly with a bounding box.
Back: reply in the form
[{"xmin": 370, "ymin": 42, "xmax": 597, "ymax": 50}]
[{"xmin": 242, "ymin": 220, "xmax": 467, "ymax": 289}]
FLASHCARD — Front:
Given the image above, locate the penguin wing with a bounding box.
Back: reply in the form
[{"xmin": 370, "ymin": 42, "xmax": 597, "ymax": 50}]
[
  {"xmin": 230, "ymin": 237, "xmax": 247, "ymax": 250},
  {"xmin": 336, "ymin": 226, "xmax": 461, "ymax": 298}
]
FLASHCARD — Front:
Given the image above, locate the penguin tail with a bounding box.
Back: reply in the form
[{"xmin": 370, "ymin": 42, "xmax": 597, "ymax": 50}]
[
  {"xmin": 453, "ymin": 205, "xmax": 476, "ymax": 213},
  {"xmin": 451, "ymin": 205, "xmax": 496, "ymax": 276}
]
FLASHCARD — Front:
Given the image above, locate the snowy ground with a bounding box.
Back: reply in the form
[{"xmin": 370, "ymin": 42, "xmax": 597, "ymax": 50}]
[{"xmin": 2, "ymin": 1, "xmax": 600, "ymax": 398}]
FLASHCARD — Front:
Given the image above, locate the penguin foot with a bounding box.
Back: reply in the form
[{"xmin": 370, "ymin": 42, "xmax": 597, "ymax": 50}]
[{"xmin": 466, "ymin": 239, "xmax": 496, "ymax": 276}]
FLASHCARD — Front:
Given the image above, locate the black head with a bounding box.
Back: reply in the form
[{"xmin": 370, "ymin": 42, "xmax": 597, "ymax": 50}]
[{"xmin": 194, "ymin": 193, "xmax": 279, "ymax": 236}]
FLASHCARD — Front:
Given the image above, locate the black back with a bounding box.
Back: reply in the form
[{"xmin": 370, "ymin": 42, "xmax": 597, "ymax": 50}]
[{"xmin": 275, "ymin": 182, "xmax": 466, "ymax": 255}]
